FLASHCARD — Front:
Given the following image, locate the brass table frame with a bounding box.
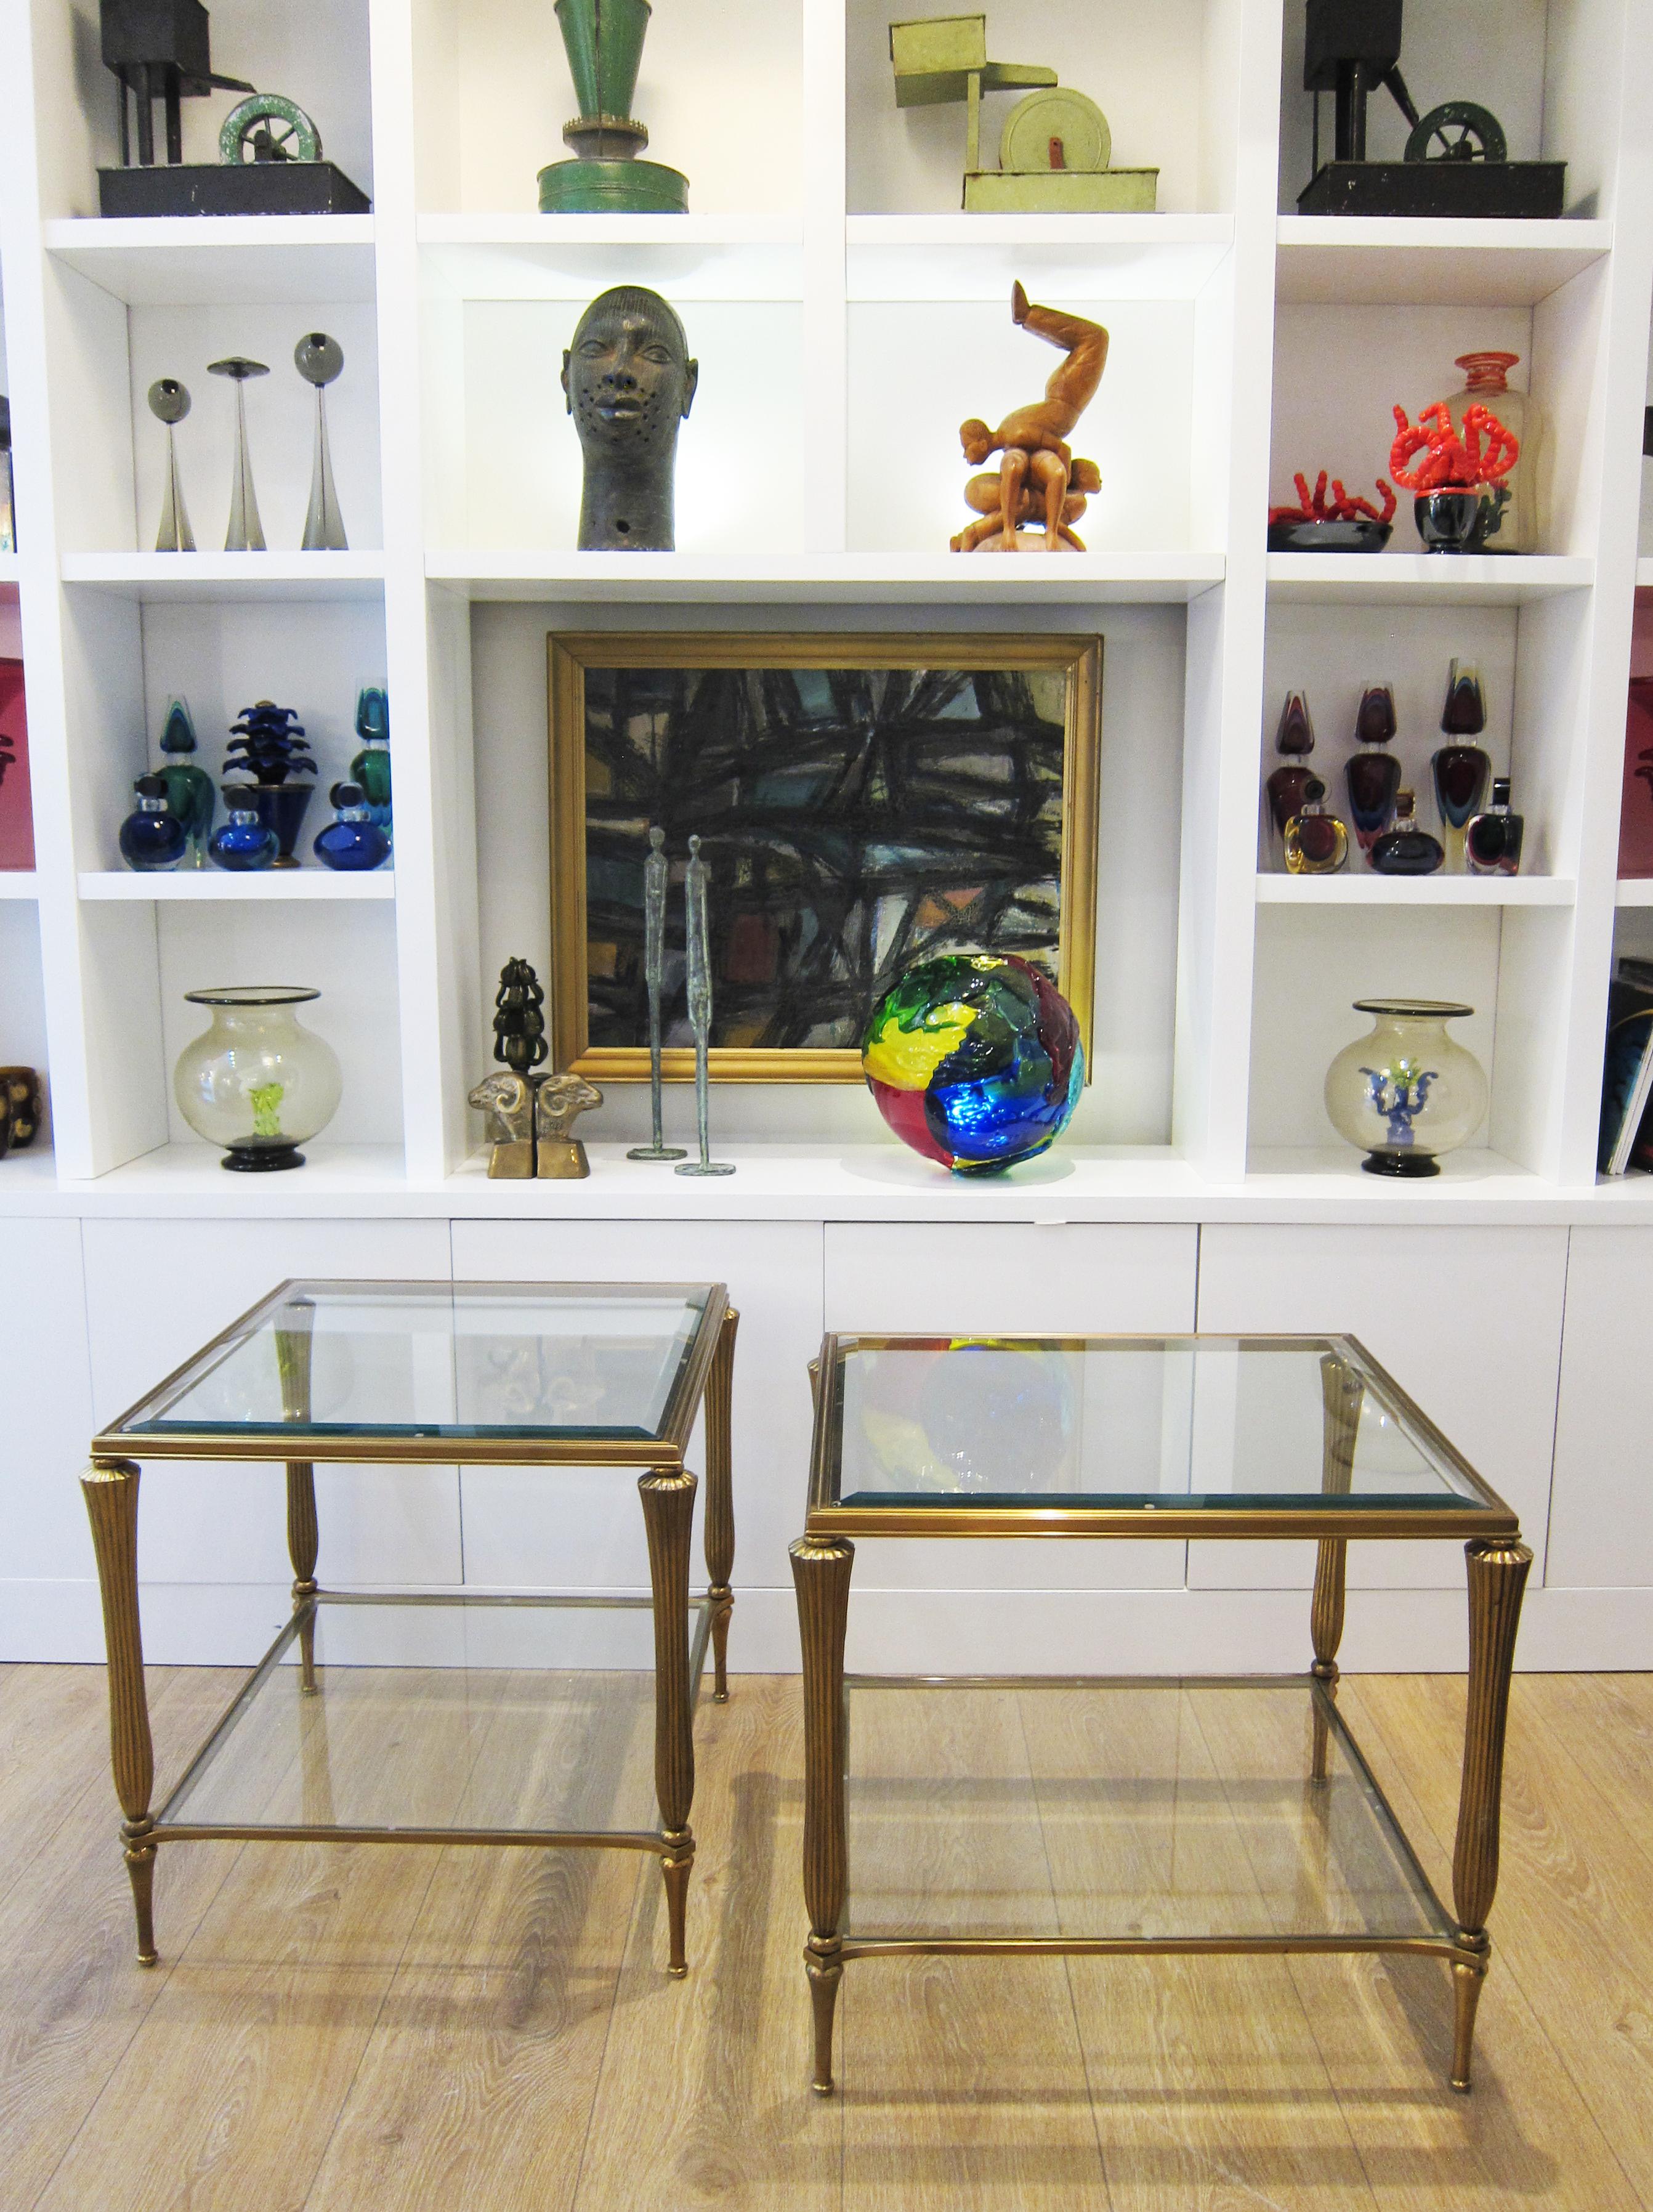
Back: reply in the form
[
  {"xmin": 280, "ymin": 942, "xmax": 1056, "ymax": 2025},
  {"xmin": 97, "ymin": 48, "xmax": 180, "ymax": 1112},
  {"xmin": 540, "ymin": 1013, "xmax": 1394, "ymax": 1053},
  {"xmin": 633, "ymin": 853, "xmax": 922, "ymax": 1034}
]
[
  {"xmin": 84, "ymin": 1278, "xmax": 739, "ymax": 1979},
  {"xmin": 791, "ymin": 1331, "xmax": 1529, "ymax": 2097}
]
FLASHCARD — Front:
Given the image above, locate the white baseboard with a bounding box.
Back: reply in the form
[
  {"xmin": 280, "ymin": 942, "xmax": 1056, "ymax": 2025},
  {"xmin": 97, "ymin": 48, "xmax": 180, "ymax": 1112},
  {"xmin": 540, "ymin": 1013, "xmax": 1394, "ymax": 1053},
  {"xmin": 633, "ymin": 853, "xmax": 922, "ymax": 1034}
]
[{"xmin": 7, "ymin": 1578, "xmax": 1651, "ymax": 1672}]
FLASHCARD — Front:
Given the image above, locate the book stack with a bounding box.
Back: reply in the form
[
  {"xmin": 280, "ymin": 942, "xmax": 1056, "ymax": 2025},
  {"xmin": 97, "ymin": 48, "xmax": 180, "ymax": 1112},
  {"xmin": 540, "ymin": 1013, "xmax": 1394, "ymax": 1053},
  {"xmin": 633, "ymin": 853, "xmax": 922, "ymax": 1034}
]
[{"xmin": 1599, "ymin": 956, "xmax": 1653, "ymax": 1175}]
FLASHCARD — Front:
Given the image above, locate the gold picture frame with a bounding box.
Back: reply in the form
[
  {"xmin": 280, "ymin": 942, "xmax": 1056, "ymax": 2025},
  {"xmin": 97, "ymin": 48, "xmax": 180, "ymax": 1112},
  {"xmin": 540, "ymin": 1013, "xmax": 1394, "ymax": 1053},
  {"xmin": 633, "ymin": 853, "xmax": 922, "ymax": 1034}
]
[{"xmin": 548, "ymin": 631, "xmax": 1102, "ymax": 1083}]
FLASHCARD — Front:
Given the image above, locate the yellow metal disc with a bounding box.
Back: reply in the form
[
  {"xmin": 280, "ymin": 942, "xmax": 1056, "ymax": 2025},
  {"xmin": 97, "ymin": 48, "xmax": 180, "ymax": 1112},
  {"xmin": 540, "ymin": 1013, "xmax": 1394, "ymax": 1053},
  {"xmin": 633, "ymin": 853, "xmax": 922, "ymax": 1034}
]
[{"xmin": 1000, "ymin": 86, "xmax": 1110, "ymax": 175}]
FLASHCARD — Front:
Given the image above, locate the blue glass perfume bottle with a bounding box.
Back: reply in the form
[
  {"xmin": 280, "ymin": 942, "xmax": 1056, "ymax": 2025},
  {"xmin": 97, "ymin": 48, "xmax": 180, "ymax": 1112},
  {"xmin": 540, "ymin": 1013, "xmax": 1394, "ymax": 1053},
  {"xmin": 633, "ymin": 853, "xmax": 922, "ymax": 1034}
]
[
  {"xmin": 350, "ymin": 686, "xmax": 391, "ymax": 835},
  {"xmin": 156, "ymin": 696, "xmax": 215, "ymax": 865},
  {"xmin": 119, "ymin": 773, "xmax": 187, "ymax": 870},
  {"xmin": 313, "ymin": 781, "xmax": 390, "ymax": 872},
  {"xmin": 208, "ymin": 788, "xmax": 280, "ymax": 870}
]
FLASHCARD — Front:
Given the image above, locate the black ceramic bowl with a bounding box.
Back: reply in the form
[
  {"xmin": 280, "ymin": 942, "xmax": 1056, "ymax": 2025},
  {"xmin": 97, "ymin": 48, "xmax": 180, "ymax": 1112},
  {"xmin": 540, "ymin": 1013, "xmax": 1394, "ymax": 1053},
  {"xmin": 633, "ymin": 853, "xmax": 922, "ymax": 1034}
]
[{"xmin": 1266, "ymin": 518, "xmax": 1394, "ymax": 554}]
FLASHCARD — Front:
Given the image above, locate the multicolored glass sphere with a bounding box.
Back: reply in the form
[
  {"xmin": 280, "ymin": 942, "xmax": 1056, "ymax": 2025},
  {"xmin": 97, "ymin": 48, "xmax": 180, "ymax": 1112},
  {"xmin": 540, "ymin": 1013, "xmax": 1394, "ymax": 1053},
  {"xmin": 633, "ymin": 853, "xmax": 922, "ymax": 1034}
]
[{"xmin": 860, "ymin": 954, "xmax": 1083, "ymax": 1175}]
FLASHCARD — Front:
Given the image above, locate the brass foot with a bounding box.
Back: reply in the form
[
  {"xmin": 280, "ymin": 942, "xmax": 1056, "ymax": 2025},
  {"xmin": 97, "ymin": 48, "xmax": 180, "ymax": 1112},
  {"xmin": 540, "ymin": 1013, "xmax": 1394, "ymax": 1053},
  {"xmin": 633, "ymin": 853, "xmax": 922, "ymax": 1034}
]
[
  {"xmin": 807, "ymin": 1945, "xmax": 843, "ymax": 2094},
  {"xmin": 711, "ymin": 1592, "xmax": 733, "ymax": 1703},
  {"xmin": 662, "ymin": 1833, "xmax": 694, "ymax": 1977},
  {"xmin": 1450, "ymin": 1951, "xmax": 1487, "ymax": 2092},
  {"xmin": 124, "ymin": 1833, "xmax": 158, "ymax": 1966}
]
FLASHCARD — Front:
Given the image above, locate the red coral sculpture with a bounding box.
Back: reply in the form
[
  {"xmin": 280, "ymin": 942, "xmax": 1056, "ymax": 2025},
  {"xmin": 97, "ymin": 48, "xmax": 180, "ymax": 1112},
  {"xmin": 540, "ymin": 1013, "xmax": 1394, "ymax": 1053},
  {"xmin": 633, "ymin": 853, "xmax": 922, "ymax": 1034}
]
[
  {"xmin": 1389, "ymin": 401, "xmax": 1519, "ymax": 493},
  {"xmin": 1269, "ymin": 471, "xmax": 1396, "ymax": 526}
]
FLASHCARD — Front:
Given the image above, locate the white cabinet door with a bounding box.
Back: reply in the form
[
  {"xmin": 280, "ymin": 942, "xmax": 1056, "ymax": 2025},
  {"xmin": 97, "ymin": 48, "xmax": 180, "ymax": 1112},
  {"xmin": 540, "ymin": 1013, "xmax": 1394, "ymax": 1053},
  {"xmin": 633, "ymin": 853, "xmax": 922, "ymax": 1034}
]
[
  {"xmin": 451, "ymin": 1219, "xmax": 823, "ymax": 1600},
  {"xmin": 83, "ymin": 1219, "xmax": 459, "ymax": 1597},
  {"xmin": 1548, "ymin": 1227, "xmax": 1653, "ymax": 1587},
  {"xmin": 0, "ymin": 1220, "xmax": 97, "ymax": 1655},
  {"xmin": 1194, "ymin": 1225, "xmax": 1567, "ymax": 1592},
  {"xmin": 823, "ymin": 1222, "xmax": 1197, "ymax": 1594}
]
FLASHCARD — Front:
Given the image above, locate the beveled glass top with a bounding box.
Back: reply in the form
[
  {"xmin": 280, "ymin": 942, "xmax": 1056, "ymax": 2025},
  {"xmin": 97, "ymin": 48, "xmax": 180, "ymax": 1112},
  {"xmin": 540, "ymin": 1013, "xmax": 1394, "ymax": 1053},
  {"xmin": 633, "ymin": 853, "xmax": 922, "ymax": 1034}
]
[
  {"xmin": 810, "ymin": 1334, "xmax": 1513, "ymax": 1533},
  {"xmin": 104, "ymin": 1279, "xmax": 723, "ymax": 1455}
]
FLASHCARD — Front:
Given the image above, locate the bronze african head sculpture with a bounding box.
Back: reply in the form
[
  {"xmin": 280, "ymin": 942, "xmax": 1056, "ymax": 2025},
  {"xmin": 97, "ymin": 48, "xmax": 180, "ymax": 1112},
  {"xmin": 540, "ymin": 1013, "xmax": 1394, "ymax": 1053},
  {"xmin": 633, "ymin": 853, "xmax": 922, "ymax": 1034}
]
[{"xmin": 561, "ymin": 285, "xmax": 698, "ymax": 551}]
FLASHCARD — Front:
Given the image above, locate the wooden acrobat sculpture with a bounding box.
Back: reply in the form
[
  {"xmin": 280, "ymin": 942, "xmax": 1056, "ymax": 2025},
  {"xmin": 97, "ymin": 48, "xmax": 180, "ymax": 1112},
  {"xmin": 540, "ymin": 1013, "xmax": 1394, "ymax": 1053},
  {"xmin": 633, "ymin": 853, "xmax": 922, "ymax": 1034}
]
[{"xmin": 952, "ymin": 282, "xmax": 1109, "ymax": 553}]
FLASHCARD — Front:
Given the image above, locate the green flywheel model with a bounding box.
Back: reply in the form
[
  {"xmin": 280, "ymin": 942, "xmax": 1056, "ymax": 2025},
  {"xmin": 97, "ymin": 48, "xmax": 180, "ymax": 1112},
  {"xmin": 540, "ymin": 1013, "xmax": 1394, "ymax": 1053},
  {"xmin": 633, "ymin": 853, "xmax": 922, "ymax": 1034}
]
[
  {"xmin": 538, "ymin": 0, "xmax": 689, "ymax": 214},
  {"xmin": 889, "ymin": 11, "xmax": 1158, "ymax": 213}
]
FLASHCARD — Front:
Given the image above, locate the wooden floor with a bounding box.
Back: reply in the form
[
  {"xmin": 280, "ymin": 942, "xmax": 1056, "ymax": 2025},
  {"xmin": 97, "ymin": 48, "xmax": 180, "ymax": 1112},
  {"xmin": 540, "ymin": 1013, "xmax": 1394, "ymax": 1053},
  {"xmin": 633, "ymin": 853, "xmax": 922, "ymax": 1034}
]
[{"xmin": 4, "ymin": 1662, "xmax": 1653, "ymax": 2210}]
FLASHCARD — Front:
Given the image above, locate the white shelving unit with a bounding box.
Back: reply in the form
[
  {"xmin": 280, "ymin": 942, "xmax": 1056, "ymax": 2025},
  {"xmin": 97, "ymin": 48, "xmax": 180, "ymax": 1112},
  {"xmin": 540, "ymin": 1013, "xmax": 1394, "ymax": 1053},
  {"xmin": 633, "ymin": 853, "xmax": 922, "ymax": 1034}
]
[{"xmin": 7, "ymin": 0, "xmax": 1653, "ymax": 1674}]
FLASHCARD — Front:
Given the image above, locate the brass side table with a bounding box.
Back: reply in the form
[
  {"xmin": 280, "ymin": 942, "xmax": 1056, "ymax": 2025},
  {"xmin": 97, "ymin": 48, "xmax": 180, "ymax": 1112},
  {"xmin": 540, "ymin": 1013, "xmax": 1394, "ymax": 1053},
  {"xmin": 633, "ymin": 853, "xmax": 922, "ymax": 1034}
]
[
  {"xmin": 792, "ymin": 1331, "xmax": 1529, "ymax": 2095},
  {"xmin": 85, "ymin": 1278, "xmax": 738, "ymax": 1977}
]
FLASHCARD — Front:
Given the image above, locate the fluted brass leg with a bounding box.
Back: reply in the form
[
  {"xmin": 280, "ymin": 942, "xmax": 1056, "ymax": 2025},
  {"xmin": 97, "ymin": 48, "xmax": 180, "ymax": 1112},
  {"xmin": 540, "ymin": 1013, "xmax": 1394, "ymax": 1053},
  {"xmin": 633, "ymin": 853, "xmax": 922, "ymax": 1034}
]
[
  {"xmin": 1311, "ymin": 1353, "xmax": 1362, "ymax": 1782},
  {"xmin": 642, "ymin": 1465, "xmax": 698, "ymax": 1976},
  {"xmin": 792, "ymin": 1532, "xmax": 854, "ymax": 2094},
  {"xmin": 83, "ymin": 1461, "xmax": 158, "ymax": 1966},
  {"xmin": 288, "ymin": 1460, "xmax": 320, "ymax": 1693},
  {"xmin": 1450, "ymin": 1954, "xmax": 1487, "ymax": 2093},
  {"xmin": 1448, "ymin": 1536, "xmax": 1532, "ymax": 2093},
  {"xmin": 706, "ymin": 1307, "xmax": 739, "ymax": 1701}
]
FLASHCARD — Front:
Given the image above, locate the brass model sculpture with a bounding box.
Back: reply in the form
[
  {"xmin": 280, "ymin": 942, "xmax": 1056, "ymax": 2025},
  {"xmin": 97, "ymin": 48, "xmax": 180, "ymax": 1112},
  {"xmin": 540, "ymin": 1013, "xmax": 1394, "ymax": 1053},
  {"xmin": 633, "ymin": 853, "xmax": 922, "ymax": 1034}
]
[
  {"xmin": 468, "ymin": 1070, "xmax": 536, "ymax": 1179},
  {"xmin": 952, "ymin": 283, "xmax": 1108, "ymax": 553},
  {"xmin": 535, "ymin": 1070, "xmax": 604, "ymax": 1178}
]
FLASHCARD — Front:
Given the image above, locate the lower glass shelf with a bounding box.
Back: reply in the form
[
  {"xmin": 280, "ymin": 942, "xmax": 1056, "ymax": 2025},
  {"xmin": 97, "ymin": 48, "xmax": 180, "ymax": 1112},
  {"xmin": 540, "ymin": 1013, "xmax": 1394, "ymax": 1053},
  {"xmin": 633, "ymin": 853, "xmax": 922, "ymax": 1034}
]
[
  {"xmin": 841, "ymin": 1675, "xmax": 1450, "ymax": 1947},
  {"xmin": 156, "ymin": 1591, "xmax": 710, "ymax": 1842}
]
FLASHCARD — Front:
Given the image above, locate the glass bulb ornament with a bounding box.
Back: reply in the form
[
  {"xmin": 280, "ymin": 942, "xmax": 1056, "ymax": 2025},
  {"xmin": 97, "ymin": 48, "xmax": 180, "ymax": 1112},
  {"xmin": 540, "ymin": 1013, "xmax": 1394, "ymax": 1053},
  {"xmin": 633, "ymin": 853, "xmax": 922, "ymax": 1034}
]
[
  {"xmin": 1325, "ymin": 999, "xmax": 1487, "ymax": 1177},
  {"xmin": 350, "ymin": 686, "xmax": 392, "ymax": 833},
  {"xmin": 1371, "ymin": 789, "xmax": 1445, "ymax": 875},
  {"xmin": 313, "ymin": 781, "xmax": 390, "ymax": 871},
  {"xmin": 1465, "ymin": 778, "xmax": 1524, "ymax": 875},
  {"xmin": 119, "ymin": 772, "xmax": 187, "ymax": 871},
  {"xmin": 1346, "ymin": 682, "xmax": 1402, "ymax": 859},
  {"xmin": 1283, "ymin": 778, "xmax": 1348, "ymax": 873},
  {"xmin": 174, "ymin": 986, "xmax": 342, "ymax": 1172},
  {"xmin": 208, "ymin": 791, "xmax": 279, "ymax": 870},
  {"xmin": 1433, "ymin": 658, "xmax": 1492, "ymax": 869},
  {"xmin": 1264, "ymin": 691, "xmax": 1317, "ymax": 858},
  {"xmin": 861, "ymin": 953, "xmax": 1083, "ymax": 1176}
]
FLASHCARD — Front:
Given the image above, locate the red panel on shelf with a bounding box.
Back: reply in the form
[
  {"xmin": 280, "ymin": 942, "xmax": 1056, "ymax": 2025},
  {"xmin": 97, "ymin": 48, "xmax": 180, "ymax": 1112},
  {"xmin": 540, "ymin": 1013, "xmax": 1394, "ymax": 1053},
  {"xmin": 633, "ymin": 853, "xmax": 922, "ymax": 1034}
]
[{"xmin": 0, "ymin": 659, "xmax": 34, "ymax": 873}]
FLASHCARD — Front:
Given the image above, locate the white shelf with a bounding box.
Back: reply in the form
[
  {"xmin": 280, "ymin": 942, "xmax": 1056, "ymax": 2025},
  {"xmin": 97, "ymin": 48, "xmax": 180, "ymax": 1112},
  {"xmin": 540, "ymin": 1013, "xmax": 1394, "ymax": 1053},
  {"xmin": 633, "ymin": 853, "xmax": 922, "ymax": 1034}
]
[
  {"xmin": 1275, "ymin": 218, "xmax": 1612, "ymax": 307},
  {"xmin": 429, "ymin": 551, "xmax": 1226, "ymax": 604},
  {"xmin": 418, "ymin": 213, "xmax": 802, "ymax": 301},
  {"xmin": 0, "ymin": 554, "xmax": 18, "ymax": 589},
  {"xmin": 42, "ymin": 216, "xmax": 377, "ymax": 306},
  {"xmin": 1266, "ymin": 554, "xmax": 1594, "ymax": 605},
  {"xmin": 60, "ymin": 552, "xmax": 386, "ymax": 602},
  {"xmin": 1638, "ymin": 559, "xmax": 1653, "ymax": 589},
  {"xmin": 1256, "ymin": 874, "xmax": 1575, "ymax": 906},
  {"xmin": 1617, "ymin": 880, "xmax": 1653, "ymax": 905},
  {"xmin": 77, "ymin": 870, "xmax": 394, "ymax": 901},
  {"xmin": 846, "ymin": 214, "xmax": 1233, "ymax": 302},
  {"xmin": 0, "ymin": 872, "xmax": 39, "ymax": 899}
]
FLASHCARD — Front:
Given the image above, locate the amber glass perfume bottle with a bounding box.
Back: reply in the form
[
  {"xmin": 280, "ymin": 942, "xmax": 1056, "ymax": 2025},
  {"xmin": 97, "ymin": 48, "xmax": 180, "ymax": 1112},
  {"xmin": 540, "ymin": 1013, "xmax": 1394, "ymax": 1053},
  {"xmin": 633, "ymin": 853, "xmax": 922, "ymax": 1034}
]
[
  {"xmin": 1465, "ymin": 778, "xmax": 1525, "ymax": 875},
  {"xmin": 1283, "ymin": 778, "xmax": 1348, "ymax": 873},
  {"xmin": 1371, "ymin": 789, "xmax": 1444, "ymax": 875},
  {"xmin": 1346, "ymin": 682, "xmax": 1401, "ymax": 861},
  {"xmin": 1264, "ymin": 691, "xmax": 1316, "ymax": 859},
  {"xmin": 1432, "ymin": 658, "xmax": 1491, "ymax": 870}
]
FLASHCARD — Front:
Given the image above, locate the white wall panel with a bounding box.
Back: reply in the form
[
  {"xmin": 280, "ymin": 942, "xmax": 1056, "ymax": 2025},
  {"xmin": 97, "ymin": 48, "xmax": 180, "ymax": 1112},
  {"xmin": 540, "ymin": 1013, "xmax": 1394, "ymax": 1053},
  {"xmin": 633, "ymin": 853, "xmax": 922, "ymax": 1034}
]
[
  {"xmin": 824, "ymin": 1221, "xmax": 1196, "ymax": 1593},
  {"xmin": 1194, "ymin": 1224, "xmax": 1567, "ymax": 1597},
  {"xmin": 0, "ymin": 1219, "xmax": 94, "ymax": 1584},
  {"xmin": 450, "ymin": 1219, "xmax": 823, "ymax": 1616},
  {"xmin": 1548, "ymin": 1226, "xmax": 1653, "ymax": 1586},
  {"xmin": 81, "ymin": 1218, "xmax": 458, "ymax": 1589}
]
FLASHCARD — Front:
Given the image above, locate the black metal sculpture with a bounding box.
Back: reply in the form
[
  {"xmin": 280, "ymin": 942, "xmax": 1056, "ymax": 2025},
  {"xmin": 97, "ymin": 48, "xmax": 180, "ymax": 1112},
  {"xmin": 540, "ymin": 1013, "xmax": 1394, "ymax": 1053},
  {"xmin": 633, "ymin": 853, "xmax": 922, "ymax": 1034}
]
[
  {"xmin": 1298, "ymin": 0, "xmax": 1565, "ymax": 217},
  {"xmin": 561, "ymin": 288, "xmax": 698, "ymax": 553}
]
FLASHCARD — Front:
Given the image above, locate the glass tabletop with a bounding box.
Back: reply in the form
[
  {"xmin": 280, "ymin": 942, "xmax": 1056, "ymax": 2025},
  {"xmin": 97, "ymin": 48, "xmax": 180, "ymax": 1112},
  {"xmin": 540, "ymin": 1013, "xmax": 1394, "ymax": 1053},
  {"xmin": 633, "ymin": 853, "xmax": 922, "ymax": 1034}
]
[
  {"xmin": 815, "ymin": 1334, "xmax": 1508, "ymax": 1521},
  {"xmin": 109, "ymin": 1279, "xmax": 721, "ymax": 1448}
]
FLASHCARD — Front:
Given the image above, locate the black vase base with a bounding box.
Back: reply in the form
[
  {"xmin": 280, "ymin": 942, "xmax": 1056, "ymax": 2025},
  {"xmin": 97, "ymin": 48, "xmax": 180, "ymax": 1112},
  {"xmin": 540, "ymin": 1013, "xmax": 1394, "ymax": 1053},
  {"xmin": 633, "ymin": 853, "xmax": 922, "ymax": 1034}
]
[
  {"xmin": 1361, "ymin": 1150, "xmax": 1441, "ymax": 1178},
  {"xmin": 99, "ymin": 164, "xmax": 371, "ymax": 217},
  {"xmin": 1297, "ymin": 162, "xmax": 1566, "ymax": 219},
  {"xmin": 222, "ymin": 1143, "xmax": 306, "ymax": 1173}
]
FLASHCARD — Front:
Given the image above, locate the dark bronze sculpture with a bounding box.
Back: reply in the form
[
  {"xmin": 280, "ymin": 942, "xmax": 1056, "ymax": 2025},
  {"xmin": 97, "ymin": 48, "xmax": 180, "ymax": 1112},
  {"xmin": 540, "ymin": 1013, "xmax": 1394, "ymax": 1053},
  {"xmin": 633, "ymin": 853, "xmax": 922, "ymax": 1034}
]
[{"xmin": 562, "ymin": 287, "xmax": 697, "ymax": 552}]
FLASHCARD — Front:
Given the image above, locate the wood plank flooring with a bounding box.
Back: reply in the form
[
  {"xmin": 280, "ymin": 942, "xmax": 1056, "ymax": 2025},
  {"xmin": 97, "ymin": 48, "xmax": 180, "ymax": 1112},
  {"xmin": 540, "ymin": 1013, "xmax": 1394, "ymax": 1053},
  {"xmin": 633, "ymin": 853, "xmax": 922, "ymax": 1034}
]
[{"xmin": 4, "ymin": 1661, "xmax": 1653, "ymax": 2210}]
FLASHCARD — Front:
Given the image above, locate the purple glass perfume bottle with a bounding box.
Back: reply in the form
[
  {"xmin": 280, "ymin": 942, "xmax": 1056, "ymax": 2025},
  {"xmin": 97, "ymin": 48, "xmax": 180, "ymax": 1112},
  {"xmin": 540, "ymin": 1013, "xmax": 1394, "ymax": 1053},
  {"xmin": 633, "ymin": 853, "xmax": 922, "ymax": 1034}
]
[
  {"xmin": 1264, "ymin": 691, "xmax": 1316, "ymax": 858},
  {"xmin": 1432, "ymin": 659, "xmax": 1491, "ymax": 870},
  {"xmin": 1371, "ymin": 790, "xmax": 1444, "ymax": 875},
  {"xmin": 1465, "ymin": 777, "xmax": 1524, "ymax": 875},
  {"xmin": 1346, "ymin": 683, "xmax": 1401, "ymax": 861}
]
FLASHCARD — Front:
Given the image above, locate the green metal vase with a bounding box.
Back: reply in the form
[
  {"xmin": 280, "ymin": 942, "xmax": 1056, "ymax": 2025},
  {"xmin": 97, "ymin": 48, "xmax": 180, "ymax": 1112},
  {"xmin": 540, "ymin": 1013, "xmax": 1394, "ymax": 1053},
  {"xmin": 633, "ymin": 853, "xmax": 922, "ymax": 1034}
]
[{"xmin": 538, "ymin": 0, "xmax": 689, "ymax": 214}]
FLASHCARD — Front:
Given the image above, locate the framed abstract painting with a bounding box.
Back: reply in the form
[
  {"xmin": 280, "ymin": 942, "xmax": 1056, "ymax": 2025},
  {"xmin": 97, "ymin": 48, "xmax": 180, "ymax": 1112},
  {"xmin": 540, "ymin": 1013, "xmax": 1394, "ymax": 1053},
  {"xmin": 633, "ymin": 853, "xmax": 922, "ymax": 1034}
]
[{"xmin": 547, "ymin": 631, "xmax": 1101, "ymax": 1082}]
